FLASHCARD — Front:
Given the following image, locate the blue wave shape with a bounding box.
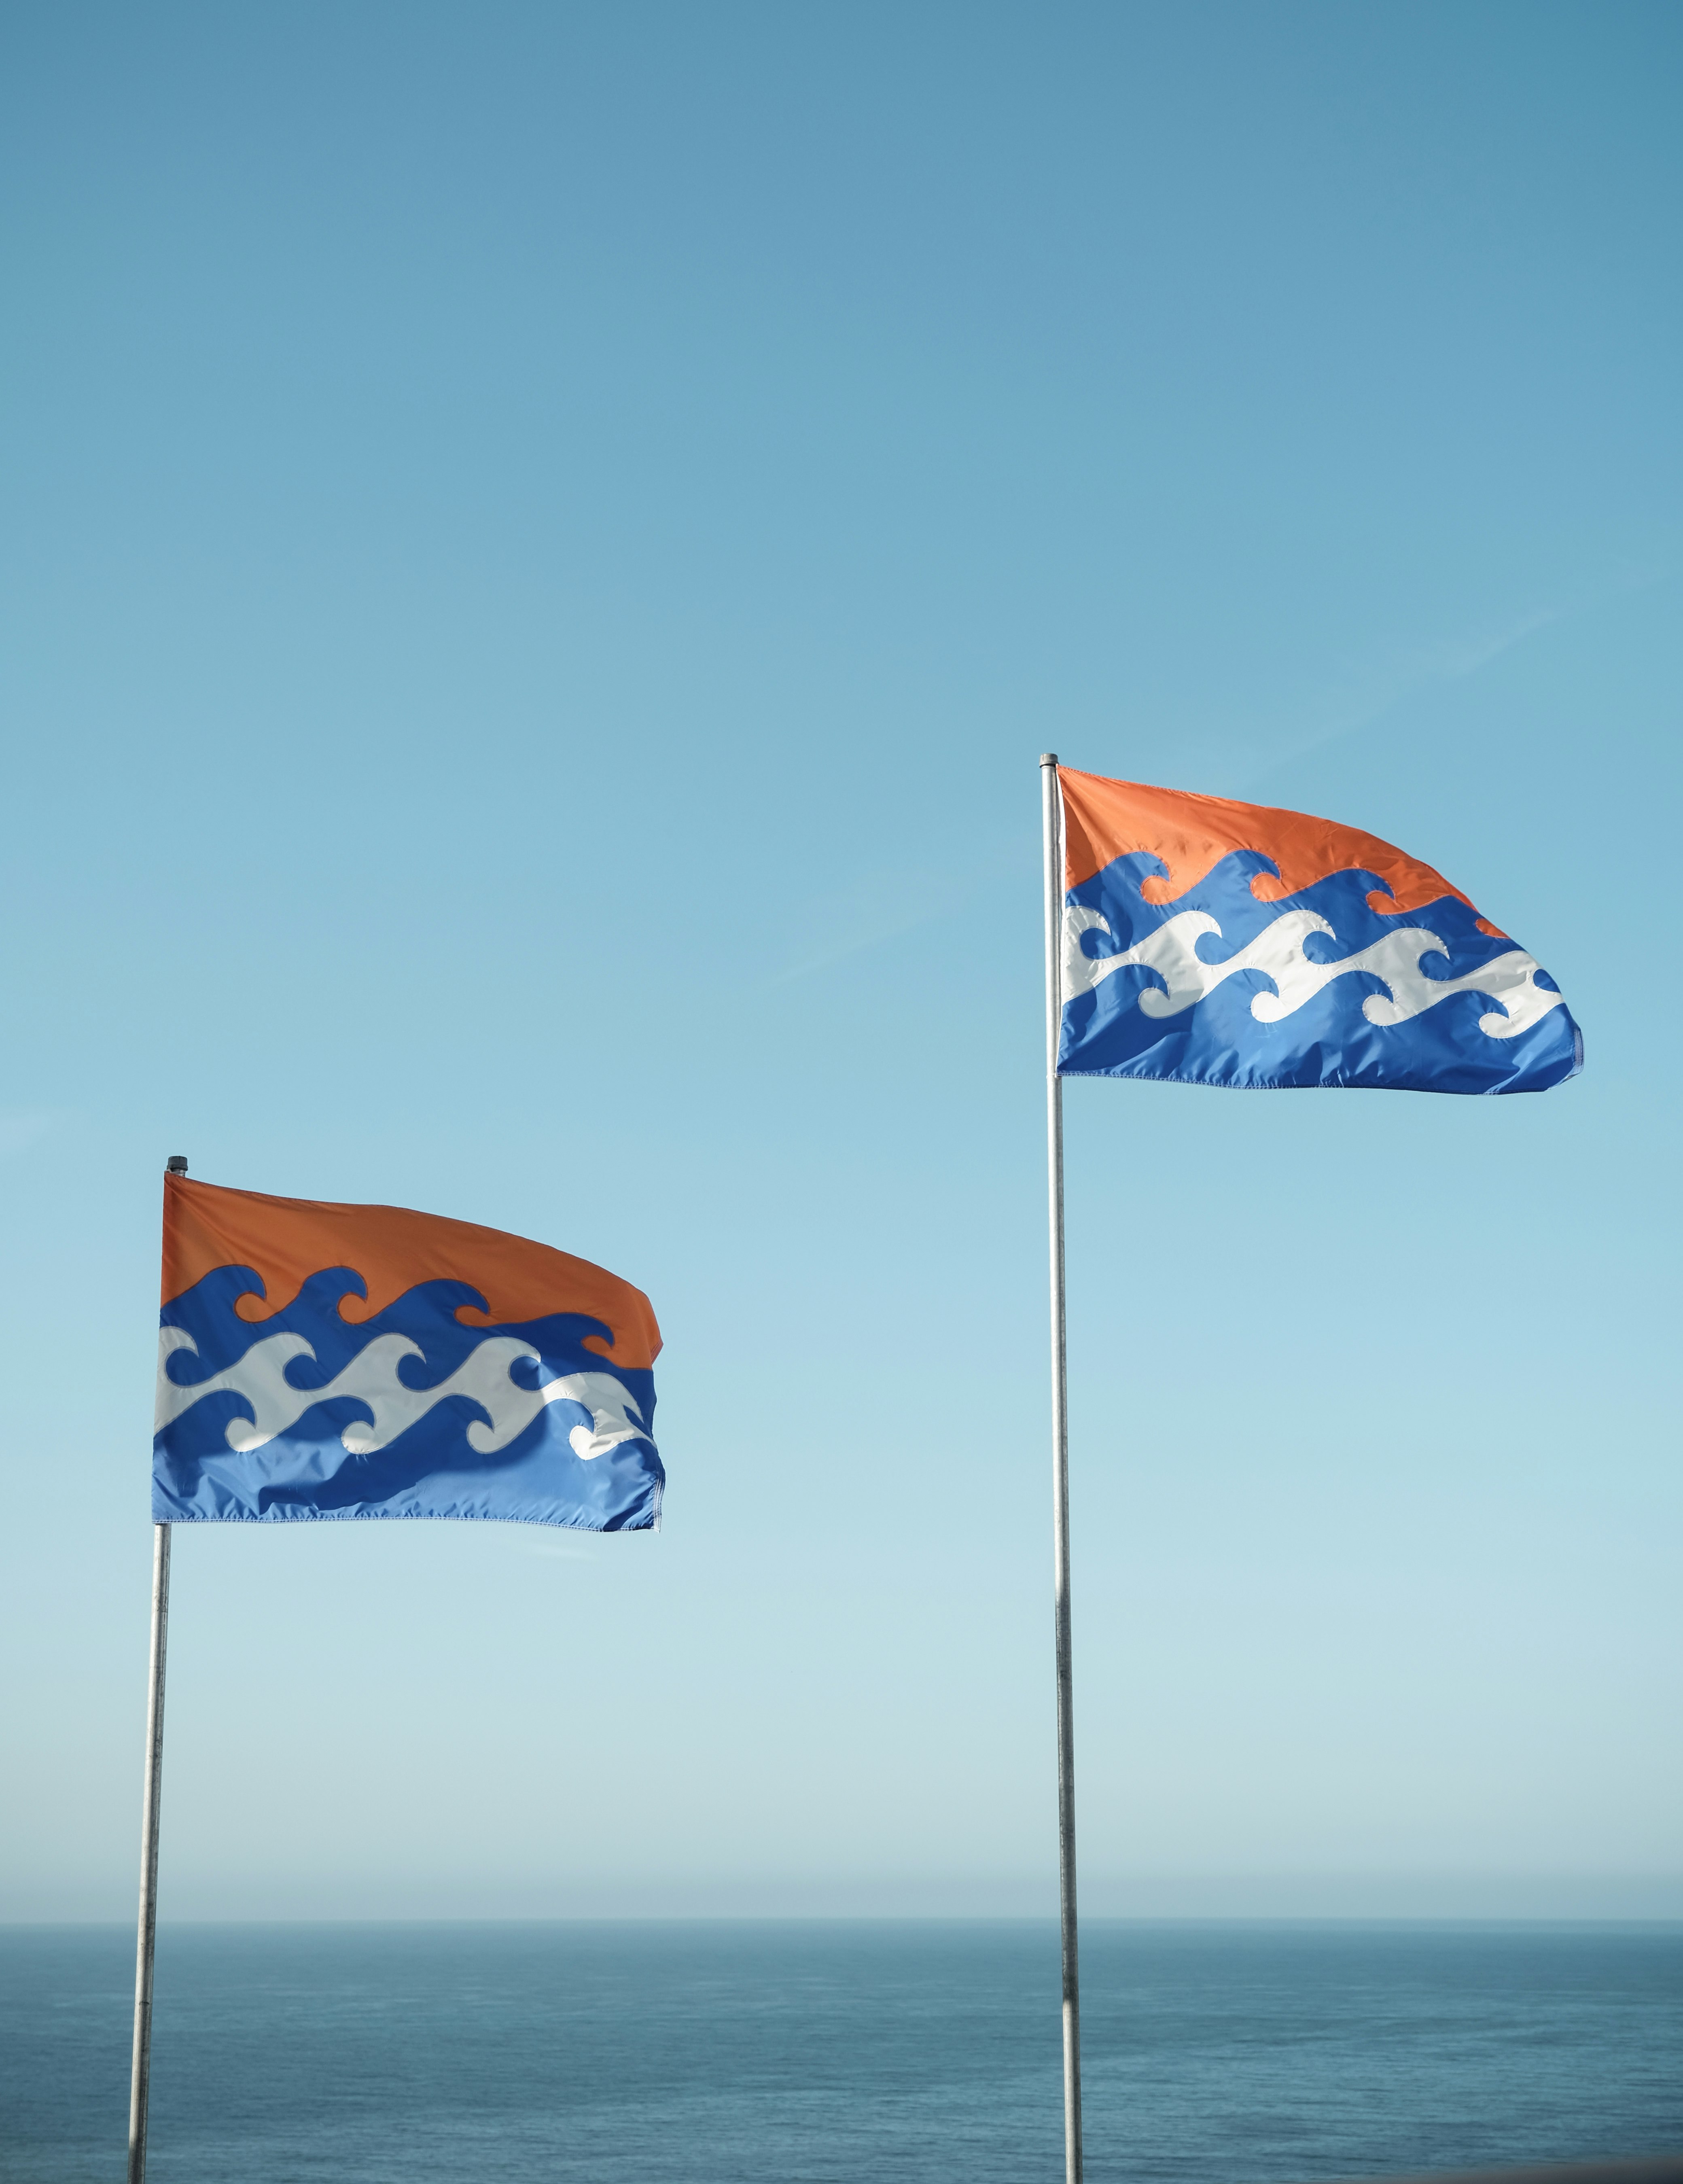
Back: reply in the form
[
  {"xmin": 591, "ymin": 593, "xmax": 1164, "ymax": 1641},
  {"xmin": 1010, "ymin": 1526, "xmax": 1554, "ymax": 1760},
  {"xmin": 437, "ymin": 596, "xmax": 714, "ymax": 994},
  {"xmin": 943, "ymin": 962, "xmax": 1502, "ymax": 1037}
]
[
  {"xmin": 155, "ymin": 1268, "xmax": 662, "ymax": 1528},
  {"xmin": 1061, "ymin": 849, "xmax": 1581, "ymax": 1093}
]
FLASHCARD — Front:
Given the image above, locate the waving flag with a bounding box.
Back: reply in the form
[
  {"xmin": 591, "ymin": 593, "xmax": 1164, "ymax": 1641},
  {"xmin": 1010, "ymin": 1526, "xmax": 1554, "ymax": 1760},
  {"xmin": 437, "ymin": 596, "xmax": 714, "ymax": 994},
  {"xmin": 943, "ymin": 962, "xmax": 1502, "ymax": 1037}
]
[
  {"xmin": 154, "ymin": 1175, "xmax": 663, "ymax": 1528},
  {"xmin": 1056, "ymin": 767, "xmax": 1581, "ymax": 1094}
]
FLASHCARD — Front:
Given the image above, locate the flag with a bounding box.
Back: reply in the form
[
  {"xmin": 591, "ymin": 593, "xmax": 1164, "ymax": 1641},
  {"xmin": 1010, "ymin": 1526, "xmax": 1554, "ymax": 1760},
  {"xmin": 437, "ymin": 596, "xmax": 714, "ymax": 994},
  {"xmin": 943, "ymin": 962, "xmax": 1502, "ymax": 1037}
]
[
  {"xmin": 154, "ymin": 1175, "xmax": 663, "ymax": 1528},
  {"xmin": 1056, "ymin": 768, "xmax": 1581, "ymax": 1094}
]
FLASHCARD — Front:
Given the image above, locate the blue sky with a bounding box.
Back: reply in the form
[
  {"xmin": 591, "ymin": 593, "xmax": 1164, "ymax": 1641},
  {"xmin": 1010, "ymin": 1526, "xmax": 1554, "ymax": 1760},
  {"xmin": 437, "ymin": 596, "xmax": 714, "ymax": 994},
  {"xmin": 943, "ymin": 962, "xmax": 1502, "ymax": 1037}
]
[{"xmin": 1, "ymin": 1, "xmax": 1678, "ymax": 1919}]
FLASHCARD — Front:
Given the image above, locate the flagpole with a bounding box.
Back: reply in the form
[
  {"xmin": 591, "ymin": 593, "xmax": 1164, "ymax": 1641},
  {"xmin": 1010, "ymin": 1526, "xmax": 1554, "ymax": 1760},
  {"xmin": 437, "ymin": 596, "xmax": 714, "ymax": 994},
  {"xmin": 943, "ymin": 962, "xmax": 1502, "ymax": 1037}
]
[
  {"xmin": 128, "ymin": 1155, "xmax": 183, "ymax": 2184},
  {"xmin": 1041, "ymin": 754, "xmax": 1083, "ymax": 2184}
]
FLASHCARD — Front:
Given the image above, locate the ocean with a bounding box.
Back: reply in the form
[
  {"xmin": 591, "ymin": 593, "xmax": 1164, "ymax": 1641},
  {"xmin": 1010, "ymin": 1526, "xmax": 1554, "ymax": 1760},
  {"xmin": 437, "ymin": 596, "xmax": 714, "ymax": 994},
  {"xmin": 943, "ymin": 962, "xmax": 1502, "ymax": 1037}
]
[{"xmin": 3, "ymin": 1921, "xmax": 1680, "ymax": 2183}]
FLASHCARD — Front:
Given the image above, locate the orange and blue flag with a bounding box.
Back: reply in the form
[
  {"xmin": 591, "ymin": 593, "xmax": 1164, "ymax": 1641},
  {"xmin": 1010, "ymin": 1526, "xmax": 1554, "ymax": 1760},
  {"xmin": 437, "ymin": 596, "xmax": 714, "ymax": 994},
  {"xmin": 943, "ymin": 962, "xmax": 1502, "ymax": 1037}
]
[
  {"xmin": 154, "ymin": 1175, "xmax": 663, "ymax": 1528},
  {"xmin": 1056, "ymin": 768, "xmax": 1581, "ymax": 1094}
]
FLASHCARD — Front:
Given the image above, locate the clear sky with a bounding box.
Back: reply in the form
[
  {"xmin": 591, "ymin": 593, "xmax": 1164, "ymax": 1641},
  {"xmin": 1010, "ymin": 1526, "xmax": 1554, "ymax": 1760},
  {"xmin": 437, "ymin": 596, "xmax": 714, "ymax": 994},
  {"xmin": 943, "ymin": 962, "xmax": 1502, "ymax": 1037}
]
[{"xmin": 2, "ymin": 1, "xmax": 1678, "ymax": 1921}]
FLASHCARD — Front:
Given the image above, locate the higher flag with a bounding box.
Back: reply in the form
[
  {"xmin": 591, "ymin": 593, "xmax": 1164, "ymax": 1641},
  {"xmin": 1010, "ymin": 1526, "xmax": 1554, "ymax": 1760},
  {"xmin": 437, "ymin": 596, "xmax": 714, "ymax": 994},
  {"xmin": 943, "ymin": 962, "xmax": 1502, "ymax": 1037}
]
[
  {"xmin": 154, "ymin": 1175, "xmax": 663, "ymax": 1528},
  {"xmin": 1056, "ymin": 768, "xmax": 1581, "ymax": 1094}
]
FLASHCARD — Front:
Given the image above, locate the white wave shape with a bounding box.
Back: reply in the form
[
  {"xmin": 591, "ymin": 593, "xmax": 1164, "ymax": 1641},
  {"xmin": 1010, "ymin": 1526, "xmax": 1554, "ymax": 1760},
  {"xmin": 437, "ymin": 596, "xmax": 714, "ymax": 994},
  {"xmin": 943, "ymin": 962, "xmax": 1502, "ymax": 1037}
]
[
  {"xmin": 155, "ymin": 1328, "xmax": 649, "ymax": 1462},
  {"xmin": 1063, "ymin": 905, "xmax": 1565, "ymax": 1039}
]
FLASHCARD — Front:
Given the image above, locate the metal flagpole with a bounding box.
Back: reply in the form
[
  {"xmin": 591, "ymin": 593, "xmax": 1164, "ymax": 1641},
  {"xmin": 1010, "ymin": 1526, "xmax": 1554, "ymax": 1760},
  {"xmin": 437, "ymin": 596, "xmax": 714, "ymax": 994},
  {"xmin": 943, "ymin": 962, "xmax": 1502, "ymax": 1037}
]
[
  {"xmin": 1040, "ymin": 755, "xmax": 1083, "ymax": 2184},
  {"xmin": 128, "ymin": 1153, "xmax": 184, "ymax": 2184}
]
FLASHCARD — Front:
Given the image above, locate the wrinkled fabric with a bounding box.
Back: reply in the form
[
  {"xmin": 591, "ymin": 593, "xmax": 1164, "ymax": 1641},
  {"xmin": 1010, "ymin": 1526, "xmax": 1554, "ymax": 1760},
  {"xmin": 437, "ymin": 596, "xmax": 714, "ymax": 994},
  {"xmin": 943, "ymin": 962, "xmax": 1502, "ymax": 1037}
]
[
  {"xmin": 153, "ymin": 1176, "xmax": 663, "ymax": 1528},
  {"xmin": 1057, "ymin": 769, "xmax": 1580, "ymax": 1095}
]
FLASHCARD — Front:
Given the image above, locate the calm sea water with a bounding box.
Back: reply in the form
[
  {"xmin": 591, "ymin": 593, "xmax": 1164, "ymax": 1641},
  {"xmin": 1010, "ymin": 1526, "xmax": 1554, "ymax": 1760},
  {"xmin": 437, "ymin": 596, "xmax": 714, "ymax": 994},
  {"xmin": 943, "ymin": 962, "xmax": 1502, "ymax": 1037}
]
[{"xmin": 2, "ymin": 1922, "xmax": 1679, "ymax": 2183}]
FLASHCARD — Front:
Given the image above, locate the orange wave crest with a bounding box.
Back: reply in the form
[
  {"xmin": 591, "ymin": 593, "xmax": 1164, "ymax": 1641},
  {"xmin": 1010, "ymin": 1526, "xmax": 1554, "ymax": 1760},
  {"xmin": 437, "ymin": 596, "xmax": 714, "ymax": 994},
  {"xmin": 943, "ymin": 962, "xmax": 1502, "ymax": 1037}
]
[
  {"xmin": 161, "ymin": 1175, "xmax": 661, "ymax": 1369},
  {"xmin": 1058, "ymin": 768, "xmax": 1504, "ymax": 935}
]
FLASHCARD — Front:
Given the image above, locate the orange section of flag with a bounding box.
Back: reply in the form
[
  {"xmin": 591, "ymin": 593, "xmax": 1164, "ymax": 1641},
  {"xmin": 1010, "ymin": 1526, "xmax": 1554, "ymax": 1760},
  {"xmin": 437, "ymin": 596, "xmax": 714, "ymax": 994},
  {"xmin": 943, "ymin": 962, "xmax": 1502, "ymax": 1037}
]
[
  {"xmin": 161, "ymin": 1175, "xmax": 660, "ymax": 1368},
  {"xmin": 1058, "ymin": 766, "xmax": 1501, "ymax": 934}
]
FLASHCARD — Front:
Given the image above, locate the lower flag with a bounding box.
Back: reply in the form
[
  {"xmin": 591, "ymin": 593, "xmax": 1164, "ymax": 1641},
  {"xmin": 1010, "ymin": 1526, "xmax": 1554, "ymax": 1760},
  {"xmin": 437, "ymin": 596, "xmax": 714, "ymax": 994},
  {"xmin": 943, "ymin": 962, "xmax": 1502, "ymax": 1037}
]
[{"xmin": 153, "ymin": 1173, "xmax": 663, "ymax": 1529}]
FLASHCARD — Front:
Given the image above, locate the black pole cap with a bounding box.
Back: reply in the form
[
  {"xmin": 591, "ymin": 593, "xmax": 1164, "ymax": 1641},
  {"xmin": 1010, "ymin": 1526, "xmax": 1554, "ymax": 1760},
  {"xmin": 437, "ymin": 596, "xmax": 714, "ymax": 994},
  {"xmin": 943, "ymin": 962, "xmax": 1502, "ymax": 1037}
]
[{"xmin": 166, "ymin": 1156, "xmax": 189, "ymax": 1175}]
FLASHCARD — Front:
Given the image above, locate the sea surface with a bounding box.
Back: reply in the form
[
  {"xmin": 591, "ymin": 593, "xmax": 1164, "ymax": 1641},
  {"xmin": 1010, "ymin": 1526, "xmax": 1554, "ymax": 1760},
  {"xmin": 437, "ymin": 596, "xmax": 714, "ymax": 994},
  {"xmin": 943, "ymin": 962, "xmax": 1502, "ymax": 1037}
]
[{"xmin": 2, "ymin": 1921, "xmax": 1680, "ymax": 2184}]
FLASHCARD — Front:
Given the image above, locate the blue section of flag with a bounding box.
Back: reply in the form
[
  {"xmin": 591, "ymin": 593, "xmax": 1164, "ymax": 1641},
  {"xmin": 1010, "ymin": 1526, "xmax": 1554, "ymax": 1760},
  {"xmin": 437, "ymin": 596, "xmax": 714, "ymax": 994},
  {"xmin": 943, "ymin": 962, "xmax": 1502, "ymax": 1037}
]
[
  {"xmin": 1060, "ymin": 849, "xmax": 1581, "ymax": 1094},
  {"xmin": 154, "ymin": 1267, "xmax": 662, "ymax": 1528}
]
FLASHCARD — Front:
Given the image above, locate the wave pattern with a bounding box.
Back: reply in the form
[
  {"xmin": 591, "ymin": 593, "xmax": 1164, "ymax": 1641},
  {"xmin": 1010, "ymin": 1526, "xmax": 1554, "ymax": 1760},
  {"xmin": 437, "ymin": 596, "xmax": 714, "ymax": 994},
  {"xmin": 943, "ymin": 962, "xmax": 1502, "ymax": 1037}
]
[
  {"xmin": 1064, "ymin": 905, "xmax": 1564, "ymax": 1038},
  {"xmin": 1060, "ymin": 850, "xmax": 1580, "ymax": 1093},
  {"xmin": 157, "ymin": 1327, "xmax": 648, "ymax": 1461},
  {"xmin": 154, "ymin": 1266, "xmax": 662, "ymax": 1528}
]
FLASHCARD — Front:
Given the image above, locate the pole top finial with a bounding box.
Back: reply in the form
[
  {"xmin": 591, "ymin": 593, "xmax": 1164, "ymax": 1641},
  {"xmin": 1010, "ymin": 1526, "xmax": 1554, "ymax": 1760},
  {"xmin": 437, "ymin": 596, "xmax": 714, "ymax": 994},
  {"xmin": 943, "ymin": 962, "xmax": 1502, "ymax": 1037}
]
[
  {"xmin": 166, "ymin": 1155, "xmax": 188, "ymax": 1175},
  {"xmin": 1040, "ymin": 752, "xmax": 1058, "ymax": 768}
]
